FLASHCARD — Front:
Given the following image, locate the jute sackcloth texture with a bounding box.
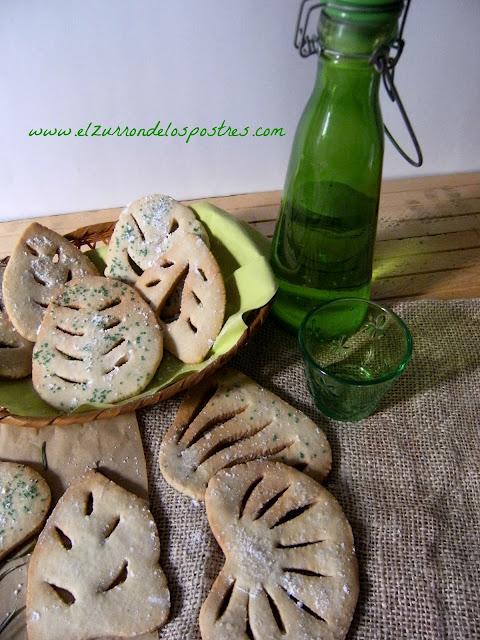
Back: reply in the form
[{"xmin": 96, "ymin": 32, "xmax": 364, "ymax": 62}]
[{"xmin": 138, "ymin": 299, "xmax": 480, "ymax": 640}]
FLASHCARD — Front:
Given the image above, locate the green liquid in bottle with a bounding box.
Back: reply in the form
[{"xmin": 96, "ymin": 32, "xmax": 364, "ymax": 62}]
[
  {"xmin": 272, "ymin": 180, "xmax": 378, "ymax": 330},
  {"xmin": 270, "ymin": 4, "xmax": 403, "ymax": 332}
]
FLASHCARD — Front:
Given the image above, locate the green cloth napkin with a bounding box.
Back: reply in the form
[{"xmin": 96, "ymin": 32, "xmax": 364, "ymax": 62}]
[{"xmin": 0, "ymin": 202, "xmax": 277, "ymax": 417}]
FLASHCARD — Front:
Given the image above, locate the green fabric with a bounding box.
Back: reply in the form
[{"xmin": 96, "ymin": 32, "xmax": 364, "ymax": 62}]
[{"xmin": 0, "ymin": 202, "xmax": 277, "ymax": 418}]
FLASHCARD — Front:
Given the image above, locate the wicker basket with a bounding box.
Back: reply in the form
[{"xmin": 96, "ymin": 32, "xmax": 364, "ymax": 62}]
[{"xmin": 0, "ymin": 220, "xmax": 271, "ymax": 427}]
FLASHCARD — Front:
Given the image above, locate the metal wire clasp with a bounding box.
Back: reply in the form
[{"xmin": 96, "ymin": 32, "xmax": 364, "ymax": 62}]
[
  {"xmin": 294, "ymin": 0, "xmax": 423, "ymax": 167},
  {"xmin": 294, "ymin": 0, "xmax": 322, "ymax": 57},
  {"xmin": 371, "ymin": 45, "xmax": 423, "ymax": 167}
]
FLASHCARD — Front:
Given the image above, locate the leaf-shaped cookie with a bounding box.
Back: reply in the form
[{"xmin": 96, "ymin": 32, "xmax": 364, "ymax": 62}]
[
  {"xmin": 0, "ymin": 462, "xmax": 51, "ymax": 561},
  {"xmin": 26, "ymin": 470, "xmax": 170, "ymax": 640},
  {"xmin": 32, "ymin": 276, "xmax": 163, "ymax": 410},
  {"xmin": 159, "ymin": 369, "xmax": 331, "ymax": 500},
  {"xmin": 2, "ymin": 223, "xmax": 98, "ymax": 342},
  {"xmin": 136, "ymin": 234, "xmax": 226, "ymax": 364},
  {"xmin": 105, "ymin": 194, "xmax": 209, "ymax": 284},
  {"xmin": 200, "ymin": 461, "xmax": 358, "ymax": 640},
  {"xmin": 0, "ymin": 263, "xmax": 33, "ymax": 378}
]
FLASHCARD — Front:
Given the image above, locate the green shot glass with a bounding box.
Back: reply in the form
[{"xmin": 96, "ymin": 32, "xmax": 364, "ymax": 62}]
[{"xmin": 299, "ymin": 299, "xmax": 413, "ymax": 422}]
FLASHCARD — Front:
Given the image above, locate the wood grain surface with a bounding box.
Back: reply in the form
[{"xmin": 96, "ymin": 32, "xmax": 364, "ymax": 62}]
[{"xmin": 1, "ymin": 171, "xmax": 479, "ymax": 302}]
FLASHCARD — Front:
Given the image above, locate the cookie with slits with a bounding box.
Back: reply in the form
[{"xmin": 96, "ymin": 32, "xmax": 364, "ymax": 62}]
[
  {"xmin": 2, "ymin": 223, "xmax": 98, "ymax": 342},
  {"xmin": 159, "ymin": 369, "xmax": 331, "ymax": 500},
  {"xmin": 200, "ymin": 461, "xmax": 358, "ymax": 640},
  {"xmin": 0, "ymin": 262, "xmax": 33, "ymax": 378},
  {"xmin": 32, "ymin": 276, "xmax": 163, "ymax": 411},
  {"xmin": 27, "ymin": 470, "xmax": 170, "ymax": 640},
  {"xmin": 136, "ymin": 233, "xmax": 226, "ymax": 364},
  {"xmin": 0, "ymin": 462, "xmax": 51, "ymax": 561},
  {"xmin": 105, "ymin": 194, "xmax": 209, "ymax": 284}
]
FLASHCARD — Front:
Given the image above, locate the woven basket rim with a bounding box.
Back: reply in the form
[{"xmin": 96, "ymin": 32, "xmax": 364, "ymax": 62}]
[{"xmin": 0, "ymin": 219, "xmax": 271, "ymax": 427}]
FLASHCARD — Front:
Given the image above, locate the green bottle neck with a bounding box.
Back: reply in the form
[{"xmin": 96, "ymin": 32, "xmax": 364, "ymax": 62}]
[
  {"xmin": 313, "ymin": 54, "xmax": 381, "ymax": 99},
  {"xmin": 318, "ymin": 9, "xmax": 399, "ymax": 62},
  {"xmin": 309, "ymin": 10, "xmax": 399, "ymax": 103}
]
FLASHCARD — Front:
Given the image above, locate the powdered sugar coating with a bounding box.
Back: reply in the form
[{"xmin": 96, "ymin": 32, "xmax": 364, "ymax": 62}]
[
  {"xmin": 105, "ymin": 194, "xmax": 209, "ymax": 284},
  {"xmin": 32, "ymin": 276, "xmax": 163, "ymax": 410},
  {"xmin": 159, "ymin": 369, "xmax": 332, "ymax": 500},
  {"xmin": 26, "ymin": 470, "xmax": 169, "ymax": 640},
  {"xmin": 200, "ymin": 461, "xmax": 358, "ymax": 640},
  {"xmin": 0, "ymin": 462, "xmax": 51, "ymax": 561},
  {"xmin": 2, "ymin": 223, "xmax": 98, "ymax": 342}
]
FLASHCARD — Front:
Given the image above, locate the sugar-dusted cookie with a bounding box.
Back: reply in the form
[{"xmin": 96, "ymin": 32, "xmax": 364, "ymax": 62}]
[
  {"xmin": 0, "ymin": 462, "xmax": 51, "ymax": 561},
  {"xmin": 2, "ymin": 223, "xmax": 98, "ymax": 342},
  {"xmin": 0, "ymin": 263, "xmax": 33, "ymax": 378},
  {"xmin": 32, "ymin": 276, "xmax": 163, "ymax": 411},
  {"xmin": 27, "ymin": 470, "xmax": 170, "ymax": 640},
  {"xmin": 136, "ymin": 234, "xmax": 226, "ymax": 364},
  {"xmin": 159, "ymin": 369, "xmax": 331, "ymax": 500},
  {"xmin": 200, "ymin": 461, "xmax": 358, "ymax": 640},
  {"xmin": 105, "ymin": 194, "xmax": 209, "ymax": 284}
]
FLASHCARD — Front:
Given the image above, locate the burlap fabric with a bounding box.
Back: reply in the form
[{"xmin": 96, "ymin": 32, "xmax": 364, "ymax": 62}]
[{"xmin": 138, "ymin": 299, "xmax": 480, "ymax": 640}]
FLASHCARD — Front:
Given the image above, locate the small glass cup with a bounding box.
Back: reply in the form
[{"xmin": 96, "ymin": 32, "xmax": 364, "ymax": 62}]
[{"xmin": 299, "ymin": 298, "xmax": 413, "ymax": 422}]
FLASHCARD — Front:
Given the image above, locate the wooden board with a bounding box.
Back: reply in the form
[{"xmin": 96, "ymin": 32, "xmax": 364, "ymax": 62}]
[{"xmin": 1, "ymin": 171, "xmax": 479, "ymax": 302}]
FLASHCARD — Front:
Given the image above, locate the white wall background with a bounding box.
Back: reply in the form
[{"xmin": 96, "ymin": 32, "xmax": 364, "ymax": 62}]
[{"xmin": 1, "ymin": 0, "xmax": 479, "ymax": 221}]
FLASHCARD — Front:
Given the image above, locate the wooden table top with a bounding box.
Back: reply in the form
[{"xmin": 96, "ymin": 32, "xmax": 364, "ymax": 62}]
[{"xmin": 1, "ymin": 171, "xmax": 479, "ymax": 302}]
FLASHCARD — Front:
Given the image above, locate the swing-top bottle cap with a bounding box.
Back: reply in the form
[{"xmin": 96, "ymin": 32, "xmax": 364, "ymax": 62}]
[
  {"xmin": 325, "ymin": 0, "xmax": 404, "ymax": 23},
  {"xmin": 328, "ymin": 0, "xmax": 403, "ymax": 8}
]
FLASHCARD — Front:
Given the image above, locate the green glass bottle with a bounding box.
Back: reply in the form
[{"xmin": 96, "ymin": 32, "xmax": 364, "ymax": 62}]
[{"xmin": 271, "ymin": 0, "xmax": 404, "ymax": 332}]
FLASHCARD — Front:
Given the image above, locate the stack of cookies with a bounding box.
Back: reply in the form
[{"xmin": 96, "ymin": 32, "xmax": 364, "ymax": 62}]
[
  {"xmin": 1, "ymin": 196, "xmax": 359, "ymax": 639},
  {"xmin": 0, "ymin": 194, "xmax": 226, "ymax": 411},
  {"xmin": 158, "ymin": 368, "xmax": 359, "ymax": 640},
  {"xmin": 1, "ymin": 370, "xmax": 359, "ymax": 640}
]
